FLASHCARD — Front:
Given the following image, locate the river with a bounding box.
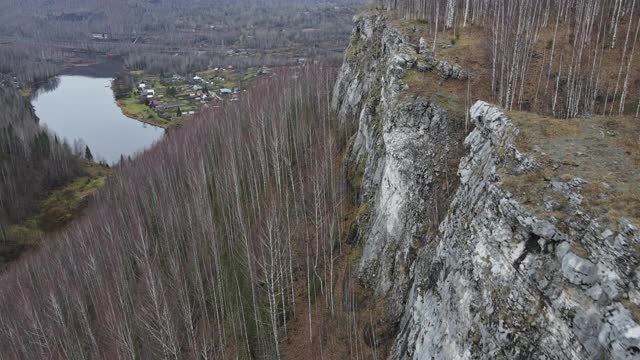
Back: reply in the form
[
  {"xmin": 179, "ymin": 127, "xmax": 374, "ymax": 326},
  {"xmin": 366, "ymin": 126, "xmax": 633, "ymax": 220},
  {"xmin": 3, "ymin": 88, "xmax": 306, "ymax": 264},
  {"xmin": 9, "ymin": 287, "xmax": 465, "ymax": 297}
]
[{"xmin": 31, "ymin": 75, "xmax": 164, "ymax": 164}]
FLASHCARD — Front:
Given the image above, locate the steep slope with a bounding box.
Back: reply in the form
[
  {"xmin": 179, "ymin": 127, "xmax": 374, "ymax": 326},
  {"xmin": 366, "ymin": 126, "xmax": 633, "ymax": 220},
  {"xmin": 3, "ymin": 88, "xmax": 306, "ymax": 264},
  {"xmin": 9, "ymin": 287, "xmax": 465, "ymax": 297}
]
[
  {"xmin": 332, "ymin": 11, "xmax": 468, "ymax": 329},
  {"xmin": 334, "ymin": 11, "xmax": 640, "ymax": 359},
  {"xmin": 394, "ymin": 102, "xmax": 640, "ymax": 359},
  {"xmin": 0, "ymin": 67, "xmax": 344, "ymax": 359},
  {"xmin": 0, "ymin": 81, "xmax": 82, "ymax": 259}
]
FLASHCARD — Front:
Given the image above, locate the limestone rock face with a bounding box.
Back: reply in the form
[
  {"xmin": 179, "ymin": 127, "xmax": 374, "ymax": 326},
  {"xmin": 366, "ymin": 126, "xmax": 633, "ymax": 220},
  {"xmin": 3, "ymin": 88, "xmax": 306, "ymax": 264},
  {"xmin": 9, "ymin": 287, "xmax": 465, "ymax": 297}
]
[
  {"xmin": 334, "ymin": 12, "xmax": 640, "ymax": 360},
  {"xmin": 332, "ymin": 12, "xmax": 466, "ymax": 324},
  {"xmin": 392, "ymin": 102, "xmax": 640, "ymax": 359}
]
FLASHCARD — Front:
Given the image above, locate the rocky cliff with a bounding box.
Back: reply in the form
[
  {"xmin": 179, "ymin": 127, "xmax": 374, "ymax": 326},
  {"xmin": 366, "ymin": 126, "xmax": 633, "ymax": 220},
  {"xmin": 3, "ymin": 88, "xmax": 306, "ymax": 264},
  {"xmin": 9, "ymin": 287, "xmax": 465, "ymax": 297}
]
[
  {"xmin": 333, "ymin": 11, "xmax": 640, "ymax": 359},
  {"xmin": 332, "ymin": 11, "xmax": 467, "ymax": 326}
]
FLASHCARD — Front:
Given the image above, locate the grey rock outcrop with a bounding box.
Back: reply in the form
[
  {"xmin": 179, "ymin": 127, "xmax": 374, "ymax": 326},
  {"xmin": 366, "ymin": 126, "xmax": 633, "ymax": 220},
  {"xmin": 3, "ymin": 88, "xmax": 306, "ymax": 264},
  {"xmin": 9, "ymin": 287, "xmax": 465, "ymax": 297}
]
[
  {"xmin": 390, "ymin": 102, "xmax": 640, "ymax": 359},
  {"xmin": 333, "ymin": 12, "xmax": 467, "ymax": 325},
  {"xmin": 334, "ymin": 11, "xmax": 640, "ymax": 360}
]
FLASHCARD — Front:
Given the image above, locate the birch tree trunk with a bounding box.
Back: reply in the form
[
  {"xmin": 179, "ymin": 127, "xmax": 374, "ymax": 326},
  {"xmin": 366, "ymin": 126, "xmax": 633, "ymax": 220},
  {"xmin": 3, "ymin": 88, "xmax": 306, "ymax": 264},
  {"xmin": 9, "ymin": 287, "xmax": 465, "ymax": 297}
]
[{"xmin": 445, "ymin": 0, "xmax": 456, "ymax": 29}]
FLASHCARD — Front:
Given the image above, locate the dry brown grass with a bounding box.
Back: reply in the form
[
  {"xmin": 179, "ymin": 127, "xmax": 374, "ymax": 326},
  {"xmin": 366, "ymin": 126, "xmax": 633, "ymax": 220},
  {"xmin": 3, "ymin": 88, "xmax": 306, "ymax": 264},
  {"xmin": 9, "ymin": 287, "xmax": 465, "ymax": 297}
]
[
  {"xmin": 623, "ymin": 299, "xmax": 640, "ymax": 323},
  {"xmin": 503, "ymin": 112, "xmax": 640, "ymax": 229},
  {"xmin": 386, "ymin": 6, "xmax": 640, "ymax": 116},
  {"xmin": 389, "ymin": 19, "xmax": 493, "ymax": 119}
]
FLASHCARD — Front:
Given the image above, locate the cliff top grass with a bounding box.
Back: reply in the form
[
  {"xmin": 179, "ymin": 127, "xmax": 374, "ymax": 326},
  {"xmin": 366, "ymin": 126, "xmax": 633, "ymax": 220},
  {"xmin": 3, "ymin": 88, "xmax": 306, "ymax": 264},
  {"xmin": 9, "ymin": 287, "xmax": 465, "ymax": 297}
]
[
  {"xmin": 394, "ymin": 17, "xmax": 492, "ymax": 121},
  {"xmin": 387, "ymin": 9, "xmax": 490, "ymax": 73},
  {"xmin": 501, "ymin": 112, "xmax": 640, "ymax": 229},
  {"xmin": 402, "ymin": 70, "xmax": 469, "ymax": 121},
  {"xmin": 386, "ymin": 8, "xmax": 639, "ymax": 116}
]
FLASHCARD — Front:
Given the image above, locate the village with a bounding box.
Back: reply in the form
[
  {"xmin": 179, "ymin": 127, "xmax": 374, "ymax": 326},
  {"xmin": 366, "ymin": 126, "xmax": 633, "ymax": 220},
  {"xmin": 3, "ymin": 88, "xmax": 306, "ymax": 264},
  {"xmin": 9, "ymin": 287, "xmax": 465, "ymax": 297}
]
[{"xmin": 116, "ymin": 66, "xmax": 272, "ymax": 128}]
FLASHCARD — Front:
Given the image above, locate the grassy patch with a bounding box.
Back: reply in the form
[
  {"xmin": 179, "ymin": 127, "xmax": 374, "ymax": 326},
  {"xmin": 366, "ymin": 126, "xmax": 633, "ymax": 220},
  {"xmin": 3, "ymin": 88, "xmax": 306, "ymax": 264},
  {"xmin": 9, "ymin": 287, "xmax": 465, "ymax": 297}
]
[
  {"xmin": 18, "ymin": 88, "xmax": 33, "ymax": 97},
  {"xmin": 117, "ymin": 92, "xmax": 171, "ymax": 128},
  {"xmin": 623, "ymin": 299, "xmax": 640, "ymax": 323},
  {"xmin": 7, "ymin": 161, "xmax": 111, "ymax": 245},
  {"xmin": 403, "ymin": 70, "xmax": 467, "ymax": 121},
  {"xmin": 502, "ymin": 112, "xmax": 640, "ymax": 228}
]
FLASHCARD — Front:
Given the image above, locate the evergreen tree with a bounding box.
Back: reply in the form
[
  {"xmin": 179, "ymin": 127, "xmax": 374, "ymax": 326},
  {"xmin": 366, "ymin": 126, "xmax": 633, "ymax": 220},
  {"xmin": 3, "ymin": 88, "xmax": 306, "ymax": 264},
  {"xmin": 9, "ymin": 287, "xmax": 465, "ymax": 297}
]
[{"xmin": 85, "ymin": 145, "xmax": 94, "ymax": 161}]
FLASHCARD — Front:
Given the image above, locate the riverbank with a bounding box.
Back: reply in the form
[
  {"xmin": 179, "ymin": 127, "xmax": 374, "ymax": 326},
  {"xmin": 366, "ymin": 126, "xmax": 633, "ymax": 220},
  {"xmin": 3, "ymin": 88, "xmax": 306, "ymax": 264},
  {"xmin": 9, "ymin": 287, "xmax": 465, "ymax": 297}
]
[{"xmin": 116, "ymin": 92, "xmax": 172, "ymax": 129}]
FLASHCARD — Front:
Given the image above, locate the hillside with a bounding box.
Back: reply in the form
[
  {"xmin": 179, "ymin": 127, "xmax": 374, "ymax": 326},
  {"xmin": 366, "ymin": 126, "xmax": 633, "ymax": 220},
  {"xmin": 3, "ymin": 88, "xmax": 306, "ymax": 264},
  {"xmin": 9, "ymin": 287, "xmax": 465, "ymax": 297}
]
[
  {"xmin": 0, "ymin": 1, "xmax": 639, "ymax": 359},
  {"xmin": 0, "ymin": 80, "xmax": 84, "ymax": 264},
  {"xmin": 332, "ymin": 6, "xmax": 640, "ymax": 359},
  {"xmin": 0, "ymin": 66, "xmax": 368, "ymax": 358},
  {"xmin": 0, "ymin": 0, "xmax": 363, "ymax": 85}
]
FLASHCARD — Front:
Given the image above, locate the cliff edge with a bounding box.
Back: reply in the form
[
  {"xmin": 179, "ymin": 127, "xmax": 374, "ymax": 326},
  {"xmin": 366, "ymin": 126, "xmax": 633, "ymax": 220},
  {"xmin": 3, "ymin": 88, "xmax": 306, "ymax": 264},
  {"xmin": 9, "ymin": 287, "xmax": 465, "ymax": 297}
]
[{"xmin": 333, "ymin": 11, "xmax": 640, "ymax": 359}]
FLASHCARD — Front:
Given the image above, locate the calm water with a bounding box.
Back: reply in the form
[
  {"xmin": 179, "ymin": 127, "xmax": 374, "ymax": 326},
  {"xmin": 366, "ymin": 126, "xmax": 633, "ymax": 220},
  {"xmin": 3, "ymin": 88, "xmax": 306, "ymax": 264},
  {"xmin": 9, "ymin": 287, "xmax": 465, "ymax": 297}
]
[{"xmin": 32, "ymin": 75, "xmax": 164, "ymax": 164}]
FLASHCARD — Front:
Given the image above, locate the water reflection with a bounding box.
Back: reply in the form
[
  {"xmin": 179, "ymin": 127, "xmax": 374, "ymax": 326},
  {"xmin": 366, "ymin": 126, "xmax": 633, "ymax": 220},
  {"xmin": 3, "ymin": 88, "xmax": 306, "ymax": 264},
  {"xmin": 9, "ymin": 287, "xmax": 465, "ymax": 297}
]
[
  {"xmin": 32, "ymin": 75, "xmax": 164, "ymax": 164},
  {"xmin": 32, "ymin": 77, "xmax": 60, "ymax": 99}
]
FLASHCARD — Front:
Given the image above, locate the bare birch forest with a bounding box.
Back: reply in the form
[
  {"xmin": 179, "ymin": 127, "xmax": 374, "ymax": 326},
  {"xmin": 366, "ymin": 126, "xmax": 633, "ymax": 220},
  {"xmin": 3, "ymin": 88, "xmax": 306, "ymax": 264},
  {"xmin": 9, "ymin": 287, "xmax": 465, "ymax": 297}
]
[
  {"xmin": 379, "ymin": 0, "xmax": 640, "ymax": 118},
  {"xmin": 0, "ymin": 66, "xmax": 369, "ymax": 359}
]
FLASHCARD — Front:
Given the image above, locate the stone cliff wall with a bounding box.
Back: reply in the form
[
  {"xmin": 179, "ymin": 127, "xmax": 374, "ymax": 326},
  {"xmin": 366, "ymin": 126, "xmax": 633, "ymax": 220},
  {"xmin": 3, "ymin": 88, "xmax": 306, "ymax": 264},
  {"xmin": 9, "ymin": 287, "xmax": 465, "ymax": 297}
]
[
  {"xmin": 333, "ymin": 11, "xmax": 640, "ymax": 360},
  {"xmin": 393, "ymin": 102, "xmax": 640, "ymax": 359},
  {"xmin": 332, "ymin": 12, "xmax": 467, "ymax": 327}
]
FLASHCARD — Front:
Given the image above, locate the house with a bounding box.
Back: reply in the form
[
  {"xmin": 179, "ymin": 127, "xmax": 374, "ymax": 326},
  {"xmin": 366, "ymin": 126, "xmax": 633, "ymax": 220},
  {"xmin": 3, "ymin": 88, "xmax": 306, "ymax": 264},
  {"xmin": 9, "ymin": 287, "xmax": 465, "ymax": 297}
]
[
  {"xmin": 142, "ymin": 89, "xmax": 155, "ymax": 97},
  {"xmin": 192, "ymin": 85, "xmax": 202, "ymax": 91},
  {"xmin": 150, "ymin": 100, "xmax": 163, "ymax": 111},
  {"xmin": 193, "ymin": 75, "xmax": 202, "ymax": 82},
  {"xmin": 92, "ymin": 33, "xmax": 109, "ymax": 40},
  {"xmin": 227, "ymin": 65, "xmax": 234, "ymax": 70},
  {"xmin": 138, "ymin": 83, "xmax": 146, "ymax": 89},
  {"xmin": 219, "ymin": 88, "xmax": 233, "ymax": 95}
]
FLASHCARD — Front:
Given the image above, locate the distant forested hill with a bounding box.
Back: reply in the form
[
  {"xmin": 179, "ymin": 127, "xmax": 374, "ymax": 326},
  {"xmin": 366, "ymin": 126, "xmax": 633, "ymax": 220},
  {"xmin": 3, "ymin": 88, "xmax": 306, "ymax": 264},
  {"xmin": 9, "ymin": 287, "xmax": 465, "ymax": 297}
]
[{"xmin": 0, "ymin": 0, "xmax": 365, "ymax": 82}]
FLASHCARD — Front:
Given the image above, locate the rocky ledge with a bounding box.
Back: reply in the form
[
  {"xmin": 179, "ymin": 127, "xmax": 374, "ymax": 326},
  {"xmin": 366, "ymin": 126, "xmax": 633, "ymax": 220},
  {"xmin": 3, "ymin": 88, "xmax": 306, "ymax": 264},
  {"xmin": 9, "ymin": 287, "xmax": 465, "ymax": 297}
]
[
  {"xmin": 334, "ymin": 11, "xmax": 640, "ymax": 360},
  {"xmin": 393, "ymin": 101, "xmax": 640, "ymax": 359}
]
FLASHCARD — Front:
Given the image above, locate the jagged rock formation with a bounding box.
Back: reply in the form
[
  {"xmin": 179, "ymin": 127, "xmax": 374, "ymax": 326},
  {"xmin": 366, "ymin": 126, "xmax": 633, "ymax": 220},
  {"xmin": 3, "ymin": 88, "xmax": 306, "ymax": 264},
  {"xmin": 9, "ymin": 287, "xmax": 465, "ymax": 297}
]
[
  {"xmin": 394, "ymin": 102, "xmax": 640, "ymax": 359},
  {"xmin": 334, "ymin": 11, "xmax": 640, "ymax": 359},
  {"xmin": 332, "ymin": 12, "xmax": 467, "ymax": 327}
]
